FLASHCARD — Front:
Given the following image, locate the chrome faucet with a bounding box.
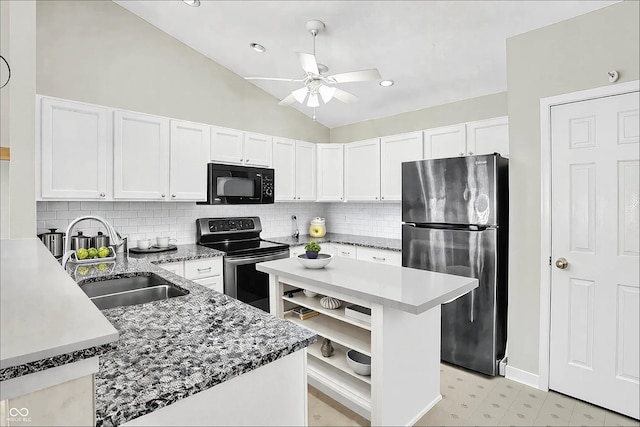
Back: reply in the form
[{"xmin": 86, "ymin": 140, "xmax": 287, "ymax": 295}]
[
  {"xmin": 61, "ymin": 215, "xmax": 127, "ymax": 268},
  {"xmin": 291, "ymin": 215, "xmax": 299, "ymax": 239}
]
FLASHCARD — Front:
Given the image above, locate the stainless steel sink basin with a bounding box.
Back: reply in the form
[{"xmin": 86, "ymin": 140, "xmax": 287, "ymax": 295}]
[{"xmin": 79, "ymin": 273, "xmax": 189, "ymax": 310}]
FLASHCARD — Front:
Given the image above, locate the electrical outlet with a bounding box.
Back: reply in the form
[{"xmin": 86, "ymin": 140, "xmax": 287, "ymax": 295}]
[{"xmin": 343, "ymin": 215, "xmax": 348, "ymax": 222}]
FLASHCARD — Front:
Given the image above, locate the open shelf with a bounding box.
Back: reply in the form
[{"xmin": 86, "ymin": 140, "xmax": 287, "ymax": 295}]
[
  {"xmin": 307, "ymin": 356, "xmax": 371, "ymax": 420},
  {"xmin": 283, "ymin": 294, "xmax": 371, "ymax": 331},
  {"xmin": 308, "ymin": 339, "xmax": 371, "ymax": 385},
  {"xmin": 285, "ymin": 312, "xmax": 371, "ymax": 356}
]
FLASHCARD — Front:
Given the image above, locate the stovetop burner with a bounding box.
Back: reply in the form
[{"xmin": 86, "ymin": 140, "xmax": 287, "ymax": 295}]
[{"xmin": 196, "ymin": 217, "xmax": 289, "ymax": 256}]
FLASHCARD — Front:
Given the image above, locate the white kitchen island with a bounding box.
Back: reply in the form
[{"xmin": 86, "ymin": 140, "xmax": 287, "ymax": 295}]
[{"xmin": 257, "ymin": 256, "xmax": 478, "ymax": 426}]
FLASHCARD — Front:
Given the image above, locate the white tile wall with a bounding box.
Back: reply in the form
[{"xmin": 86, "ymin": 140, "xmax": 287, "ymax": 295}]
[{"xmin": 36, "ymin": 200, "xmax": 402, "ymax": 246}]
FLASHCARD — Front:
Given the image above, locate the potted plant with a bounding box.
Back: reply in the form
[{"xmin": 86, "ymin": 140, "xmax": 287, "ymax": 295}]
[{"xmin": 304, "ymin": 241, "xmax": 321, "ymax": 259}]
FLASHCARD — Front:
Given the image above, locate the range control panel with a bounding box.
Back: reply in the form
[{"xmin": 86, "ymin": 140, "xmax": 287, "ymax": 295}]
[
  {"xmin": 208, "ymin": 218, "xmax": 255, "ymax": 232},
  {"xmin": 196, "ymin": 217, "xmax": 263, "ymax": 244}
]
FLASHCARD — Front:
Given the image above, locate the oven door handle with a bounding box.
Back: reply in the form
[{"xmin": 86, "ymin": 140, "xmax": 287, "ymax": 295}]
[{"xmin": 225, "ymin": 250, "xmax": 290, "ymax": 265}]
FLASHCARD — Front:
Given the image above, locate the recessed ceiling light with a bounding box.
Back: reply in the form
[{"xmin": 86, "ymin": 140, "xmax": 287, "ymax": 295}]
[
  {"xmin": 250, "ymin": 43, "xmax": 266, "ymax": 53},
  {"xmin": 182, "ymin": 0, "xmax": 200, "ymax": 7},
  {"xmin": 379, "ymin": 80, "xmax": 394, "ymax": 87}
]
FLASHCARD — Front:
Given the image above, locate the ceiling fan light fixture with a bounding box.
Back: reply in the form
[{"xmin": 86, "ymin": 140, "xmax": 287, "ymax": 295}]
[
  {"xmin": 307, "ymin": 93, "xmax": 320, "ymax": 108},
  {"xmin": 292, "ymin": 87, "xmax": 309, "ymax": 104},
  {"xmin": 181, "ymin": 0, "xmax": 200, "ymax": 7},
  {"xmin": 319, "ymin": 85, "xmax": 336, "ymax": 103},
  {"xmin": 379, "ymin": 80, "xmax": 394, "ymax": 87}
]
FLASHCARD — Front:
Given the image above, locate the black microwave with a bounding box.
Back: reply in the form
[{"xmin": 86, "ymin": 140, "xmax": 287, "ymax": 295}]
[{"xmin": 198, "ymin": 163, "xmax": 275, "ymax": 205}]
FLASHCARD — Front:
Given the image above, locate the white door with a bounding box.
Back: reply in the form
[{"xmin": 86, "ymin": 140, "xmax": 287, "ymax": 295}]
[
  {"xmin": 380, "ymin": 132, "xmax": 423, "ymax": 201},
  {"xmin": 244, "ymin": 132, "xmax": 272, "ymax": 167},
  {"xmin": 211, "ymin": 126, "xmax": 243, "ymax": 165},
  {"xmin": 423, "ymin": 124, "xmax": 466, "ymax": 159},
  {"xmin": 114, "ymin": 110, "xmax": 170, "ymax": 200},
  {"xmin": 169, "ymin": 120, "xmax": 210, "ymax": 201},
  {"xmin": 467, "ymin": 116, "xmax": 509, "ymax": 157},
  {"xmin": 40, "ymin": 98, "xmax": 110, "ymax": 199},
  {"xmin": 316, "ymin": 143, "xmax": 344, "ymax": 202},
  {"xmin": 549, "ymin": 91, "xmax": 639, "ymax": 419},
  {"xmin": 295, "ymin": 140, "xmax": 316, "ymax": 201},
  {"xmin": 272, "ymin": 137, "xmax": 296, "ymax": 201},
  {"xmin": 344, "ymin": 138, "xmax": 380, "ymax": 201}
]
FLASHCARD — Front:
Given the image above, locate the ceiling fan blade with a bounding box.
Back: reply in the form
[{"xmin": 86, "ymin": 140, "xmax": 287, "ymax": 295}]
[
  {"xmin": 245, "ymin": 77, "xmax": 303, "ymax": 82},
  {"xmin": 332, "ymin": 88, "xmax": 360, "ymax": 104},
  {"xmin": 297, "ymin": 52, "xmax": 319, "ymax": 75},
  {"xmin": 326, "ymin": 68, "xmax": 381, "ymax": 84},
  {"xmin": 278, "ymin": 93, "xmax": 297, "ymax": 106}
]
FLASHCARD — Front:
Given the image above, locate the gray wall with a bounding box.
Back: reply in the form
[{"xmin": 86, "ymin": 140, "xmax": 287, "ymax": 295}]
[
  {"xmin": 506, "ymin": 0, "xmax": 640, "ymax": 376},
  {"xmin": 36, "ymin": 0, "xmax": 329, "ymax": 142},
  {"xmin": 0, "ymin": 0, "xmax": 37, "ymax": 238},
  {"xmin": 329, "ymin": 92, "xmax": 507, "ymax": 143}
]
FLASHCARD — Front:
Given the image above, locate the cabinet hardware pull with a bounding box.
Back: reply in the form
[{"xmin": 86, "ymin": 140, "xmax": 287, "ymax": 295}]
[
  {"xmin": 246, "ymin": 159, "xmax": 249, "ymax": 162},
  {"xmin": 468, "ymin": 151, "xmax": 474, "ymax": 155},
  {"xmin": 459, "ymin": 152, "xmax": 464, "ymax": 156},
  {"xmin": 381, "ymin": 196, "xmax": 384, "ymax": 200},
  {"xmin": 171, "ymin": 194, "xmax": 176, "ymax": 198},
  {"xmin": 373, "ymin": 256, "xmax": 386, "ymax": 261},
  {"xmin": 100, "ymin": 192, "xmax": 106, "ymax": 197},
  {"xmin": 341, "ymin": 251, "xmax": 350, "ymax": 255},
  {"xmin": 161, "ymin": 194, "xmax": 166, "ymax": 198},
  {"xmin": 197, "ymin": 267, "xmax": 212, "ymax": 272}
]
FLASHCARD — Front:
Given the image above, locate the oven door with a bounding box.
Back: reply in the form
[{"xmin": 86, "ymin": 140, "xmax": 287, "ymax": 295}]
[{"xmin": 224, "ymin": 249, "xmax": 289, "ymax": 312}]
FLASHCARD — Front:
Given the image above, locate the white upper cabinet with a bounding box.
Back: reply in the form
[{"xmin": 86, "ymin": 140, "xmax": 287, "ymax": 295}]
[
  {"xmin": 169, "ymin": 120, "xmax": 210, "ymax": 201},
  {"xmin": 295, "ymin": 140, "xmax": 316, "ymax": 201},
  {"xmin": 114, "ymin": 110, "xmax": 170, "ymax": 200},
  {"xmin": 244, "ymin": 132, "xmax": 272, "ymax": 167},
  {"xmin": 40, "ymin": 97, "xmax": 110, "ymax": 199},
  {"xmin": 272, "ymin": 137, "xmax": 296, "ymax": 201},
  {"xmin": 344, "ymin": 138, "xmax": 381, "ymax": 201},
  {"xmin": 466, "ymin": 116, "xmax": 509, "ymax": 157},
  {"xmin": 423, "ymin": 124, "xmax": 467, "ymax": 159},
  {"xmin": 380, "ymin": 132, "xmax": 423, "ymax": 201},
  {"xmin": 316, "ymin": 143, "xmax": 344, "ymax": 202},
  {"xmin": 423, "ymin": 117, "xmax": 509, "ymax": 159},
  {"xmin": 272, "ymin": 138, "xmax": 315, "ymax": 201},
  {"xmin": 210, "ymin": 126, "xmax": 244, "ymax": 165},
  {"xmin": 211, "ymin": 127, "xmax": 272, "ymax": 167}
]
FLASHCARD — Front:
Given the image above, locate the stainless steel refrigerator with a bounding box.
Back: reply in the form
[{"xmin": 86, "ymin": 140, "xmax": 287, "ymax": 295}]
[{"xmin": 402, "ymin": 154, "xmax": 508, "ymax": 376}]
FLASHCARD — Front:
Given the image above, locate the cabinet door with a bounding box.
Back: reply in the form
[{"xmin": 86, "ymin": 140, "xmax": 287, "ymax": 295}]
[
  {"xmin": 344, "ymin": 138, "xmax": 381, "ymax": 201},
  {"xmin": 211, "ymin": 126, "xmax": 243, "ymax": 165},
  {"xmin": 272, "ymin": 137, "xmax": 296, "ymax": 201},
  {"xmin": 316, "ymin": 143, "xmax": 344, "ymax": 202},
  {"xmin": 466, "ymin": 116, "xmax": 509, "ymax": 157},
  {"xmin": 194, "ymin": 276, "xmax": 224, "ymax": 294},
  {"xmin": 423, "ymin": 124, "xmax": 466, "ymax": 159},
  {"xmin": 184, "ymin": 257, "xmax": 223, "ymax": 280},
  {"xmin": 244, "ymin": 132, "xmax": 272, "ymax": 167},
  {"xmin": 158, "ymin": 261, "xmax": 185, "ymax": 277},
  {"xmin": 114, "ymin": 111, "xmax": 170, "ymax": 200},
  {"xmin": 380, "ymin": 132, "xmax": 423, "ymax": 201},
  {"xmin": 295, "ymin": 140, "xmax": 316, "ymax": 201},
  {"xmin": 40, "ymin": 98, "xmax": 110, "ymax": 199},
  {"xmin": 169, "ymin": 120, "xmax": 210, "ymax": 201}
]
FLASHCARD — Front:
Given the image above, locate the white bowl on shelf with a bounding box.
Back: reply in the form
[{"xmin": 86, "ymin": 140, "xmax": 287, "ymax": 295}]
[
  {"xmin": 346, "ymin": 349, "xmax": 371, "ymax": 376},
  {"xmin": 302, "ymin": 289, "xmax": 318, "ymax": 297},
  {"xmin": 297, "ymin": 253, "xmax": 333, "ymax": 269}
]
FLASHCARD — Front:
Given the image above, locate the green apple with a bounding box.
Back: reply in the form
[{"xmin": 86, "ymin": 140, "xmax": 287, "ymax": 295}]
[
  {"xmin": 97, "ymin": 246, "xmax": 110, "ymax": 258},
  {"xmin": 76, "ymin": 248, "xmax": 89, "ymax": 260}
]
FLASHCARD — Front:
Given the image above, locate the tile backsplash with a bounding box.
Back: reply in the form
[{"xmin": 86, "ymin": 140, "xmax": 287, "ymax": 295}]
[{"xmin": 36, "ymin": 200, "xmax": 402, "ymax": 245}]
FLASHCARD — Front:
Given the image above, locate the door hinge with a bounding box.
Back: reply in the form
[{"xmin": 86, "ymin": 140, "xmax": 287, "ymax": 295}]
[{"xmin": 549, "ymin": 256, "xmax": 552, "ymax": 266}]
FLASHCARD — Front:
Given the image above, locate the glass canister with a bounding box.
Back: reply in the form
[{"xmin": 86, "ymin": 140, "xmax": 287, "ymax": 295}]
[{"xmin": 309, "ymin": 217, "xmax": 326, "ymax": 238}]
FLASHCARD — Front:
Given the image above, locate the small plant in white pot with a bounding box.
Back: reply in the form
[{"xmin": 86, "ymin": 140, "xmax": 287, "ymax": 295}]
[{"xmin": 304, "ymin": 241, "xmax": 321, "ymax": 259}]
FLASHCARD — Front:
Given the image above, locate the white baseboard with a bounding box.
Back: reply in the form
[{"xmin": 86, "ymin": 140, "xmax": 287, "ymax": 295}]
[
  {"xmin": 406, "ymin": 394, "xmax": 442, "ymax": 427},
  {"xmin": 505, "ymin": 365, "xmax": 540, "ymax": 390}
]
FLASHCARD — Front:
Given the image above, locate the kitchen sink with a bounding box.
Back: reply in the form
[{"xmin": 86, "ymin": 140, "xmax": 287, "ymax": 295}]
[{"xmin": 79, "ymin": 273, "xmax": 189, "ymax": 310}]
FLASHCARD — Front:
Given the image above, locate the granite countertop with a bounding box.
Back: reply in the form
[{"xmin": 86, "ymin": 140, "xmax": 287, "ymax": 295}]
[
  {"xmin": 4, "ymin": 242, "xmax": 315, "ymax": 426},
  {"xmin": 258, "ymin": 256, "xmax": 478, "ymax": 315},
  {"xmin": 67, "ymin": 244, "xmax": 316, "ymax": 426},
  {"xmin": 0, "ymin": 239, "xmax": 119, "ymax": 382},
  {"xmin": 268, "ymin": 232, "xmax": 402, "ymax": 252}
]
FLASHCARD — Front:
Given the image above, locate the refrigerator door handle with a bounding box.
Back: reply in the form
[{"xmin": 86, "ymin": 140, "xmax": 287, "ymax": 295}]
[{"xmin": 470, "ymin": 289, "xmax": 475, "ymax": 323}]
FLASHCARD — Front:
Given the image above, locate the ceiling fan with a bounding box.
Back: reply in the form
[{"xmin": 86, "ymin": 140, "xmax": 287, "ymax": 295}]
[{"xmin": 245, "ymin": 19, "xmax": 381, "ymax": 114}]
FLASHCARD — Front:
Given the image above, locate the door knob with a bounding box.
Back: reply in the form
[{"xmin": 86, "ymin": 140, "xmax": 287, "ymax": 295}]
[{"xmin": 555, "ymin": 257, "xmax": 568, "ymax": 269}]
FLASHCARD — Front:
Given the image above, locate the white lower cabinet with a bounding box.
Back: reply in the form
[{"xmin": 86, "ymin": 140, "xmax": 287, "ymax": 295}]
[
  {"xmin": 330, "ymin": 243, "xmax": 357, "ymax": 259},
  {"xmin": 356, "ymin": 247, "xmax": 401, "ymax": 266},
  {"xmin": 157, "ymin": 257, "xmax": 223, "ymax": 294}
]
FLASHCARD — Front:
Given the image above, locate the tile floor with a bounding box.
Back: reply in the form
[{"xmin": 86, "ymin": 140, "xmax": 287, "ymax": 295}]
[{"xmin": 307, "ymin": 363, "xmax": 640, "ymax": 426}]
